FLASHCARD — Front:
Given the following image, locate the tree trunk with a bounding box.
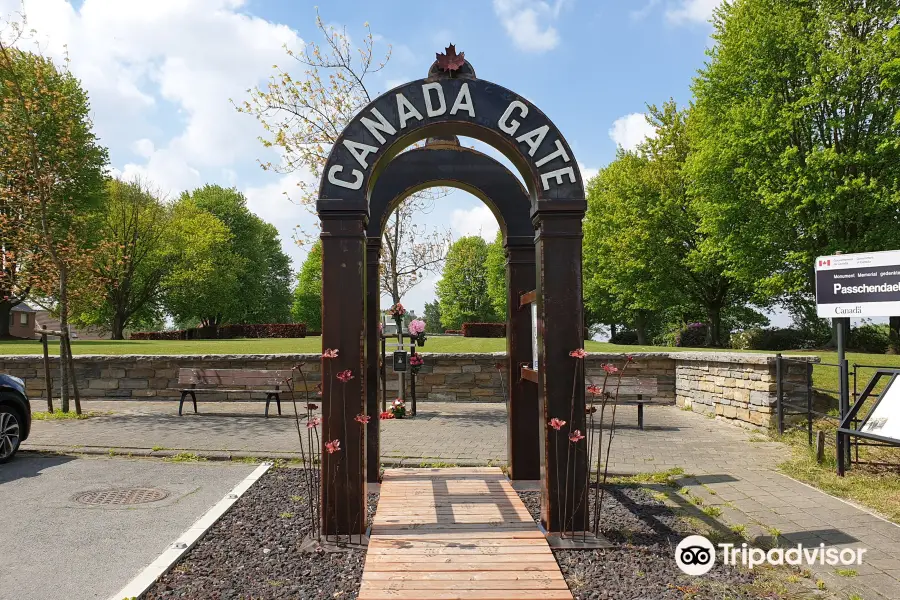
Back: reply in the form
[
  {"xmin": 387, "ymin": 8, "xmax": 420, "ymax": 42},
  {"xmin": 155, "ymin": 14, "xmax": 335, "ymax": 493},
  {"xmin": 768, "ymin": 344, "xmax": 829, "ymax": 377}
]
[
  {"xmin": 706, "ymin": 306, "xmax": 722, "ymax": 347},
  {"xmin": 0, "ymin": 302, "xmax": 12, "ymax": 338},
  {"xmin": 634, "ymin": 311, "xmax": 648, "ymax": 346},
  {"xmin": 111, "ymin": 311, "xmax": 126, "ymax": 340},
  {"xmin": 58, "ymin": 267, "xmax": 71, "ymax": 413},
  {"xmin": 609, "ymin": 323, "xmax": 617, "ymax": 341},
  {"xmin": 890, "ymin": 317, "xmax": 900, "ymax": 354}
]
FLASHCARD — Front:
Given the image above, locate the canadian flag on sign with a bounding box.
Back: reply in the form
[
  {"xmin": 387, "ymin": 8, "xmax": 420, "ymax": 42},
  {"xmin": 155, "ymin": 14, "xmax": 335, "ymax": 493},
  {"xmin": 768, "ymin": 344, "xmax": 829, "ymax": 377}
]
[{"xmin": 818, "ymin": 259, "xmax": 831, "ymax": 267}]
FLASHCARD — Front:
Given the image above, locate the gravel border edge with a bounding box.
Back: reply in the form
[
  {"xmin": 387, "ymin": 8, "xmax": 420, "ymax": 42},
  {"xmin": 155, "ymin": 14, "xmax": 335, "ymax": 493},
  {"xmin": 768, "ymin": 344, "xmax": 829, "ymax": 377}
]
[{"xmin": 107, "ymin": 461, "xmax": 273, "ymax": 600}]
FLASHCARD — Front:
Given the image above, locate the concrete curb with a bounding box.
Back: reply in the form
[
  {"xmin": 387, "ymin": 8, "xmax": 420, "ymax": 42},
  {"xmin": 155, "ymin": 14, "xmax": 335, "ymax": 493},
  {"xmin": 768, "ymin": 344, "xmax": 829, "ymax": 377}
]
[
  {"xmin": 20, "ymin": 446, "xmax": 500, "ymax": 467},
  {"xmin": 108, "ymin": 462, "xmax": 272, "ymax": 600}
]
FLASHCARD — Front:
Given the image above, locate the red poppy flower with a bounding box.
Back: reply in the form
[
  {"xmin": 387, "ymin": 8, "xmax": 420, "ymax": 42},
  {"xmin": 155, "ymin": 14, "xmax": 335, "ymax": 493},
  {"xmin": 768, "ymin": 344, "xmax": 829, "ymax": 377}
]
[
  {"xmin": 626, "ymin": 355, "xmax": 634, "ymax": 363},
  {"xmin": 355, "ymin": 414, "xmax": 371, "ymax": 425},
  {"xmin": 569, "ymin": 429, "xmax": 585, "ymax": 443},
  {"xmin": 549, "ymin": 418, "xmax": 566, "ymax": 431},
  {"xmin": 307, "ymin": 417, "xmax": 322, "ymax": 429},
  {"xmin": 379, "ymin": 411, "xmax": 394, "ymax": 420},
  {"xmin": 336, "ymin": 370, "xmax": 354, "ymax": 382},
  {"xmin": 322, "ymin": 349, "xmax": 339, "ymax": 359},
  {"xmin": 602, "ymin": 364, "xmax": 619, "ymax": 374},
  {"xmin": 325, "ymin": 439, "xmax": 341, "ymax": 454},
  {"xmin": 569, "ymin": 348, "xmax": 587, "ymax": 359},
  {"xmin": 587, "ymin": 384, "xmax": 602, "ymax": 396}
]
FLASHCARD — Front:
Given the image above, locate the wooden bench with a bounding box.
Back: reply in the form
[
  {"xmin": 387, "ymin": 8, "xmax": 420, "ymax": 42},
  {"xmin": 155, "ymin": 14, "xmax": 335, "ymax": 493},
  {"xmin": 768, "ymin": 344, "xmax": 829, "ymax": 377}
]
[
  {"xmin": 176, "ymin": 368, "xmax": 293, "ymax": 417},
  {"xmin": 606, "ymin": 376, "xmax": 661, "ymax": 430}
]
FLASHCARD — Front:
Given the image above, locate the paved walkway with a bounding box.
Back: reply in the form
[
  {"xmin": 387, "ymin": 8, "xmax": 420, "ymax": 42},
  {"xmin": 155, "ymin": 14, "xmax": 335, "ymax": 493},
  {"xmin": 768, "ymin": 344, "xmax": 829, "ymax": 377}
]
[
  {"xmin": 361, "ymin": 468, "xmax": 570, "ymax": 600},
  {"xmin": 22, "ymin": 400, "xmax": 900, "ymax": 598}
]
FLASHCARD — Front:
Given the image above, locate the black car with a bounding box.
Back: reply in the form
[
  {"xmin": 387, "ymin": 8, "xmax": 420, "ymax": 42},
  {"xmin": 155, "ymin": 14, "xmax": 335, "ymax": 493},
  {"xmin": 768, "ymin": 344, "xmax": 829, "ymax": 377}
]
[{"xmin": 0, "ymin": 374, "xmax": 30, "ymax": 463}]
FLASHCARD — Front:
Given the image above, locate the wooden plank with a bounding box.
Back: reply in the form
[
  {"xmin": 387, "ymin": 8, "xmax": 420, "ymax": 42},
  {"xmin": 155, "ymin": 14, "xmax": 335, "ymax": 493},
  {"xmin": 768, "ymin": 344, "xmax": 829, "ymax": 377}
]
[
  {"xmin": 521, "ymin": 366, "xmax": 538, "ymax": 383},
  {"xmin": 358, "ymin": 590, "xmax": 572, "ymax": 600},
  {"xmin": 361, "ymin": 468, "xmax": 572, "ymax": 600},
  {"xmin": 518, "ymin": 289, "xmax": 537, "ymax": 307},
  {"xmin": 362, "ymin": 571, "xmax": 564, "ymax": 581},
  {"xmin": 360, "ymin": 580, "xmax": 569, "ymax": 590}
]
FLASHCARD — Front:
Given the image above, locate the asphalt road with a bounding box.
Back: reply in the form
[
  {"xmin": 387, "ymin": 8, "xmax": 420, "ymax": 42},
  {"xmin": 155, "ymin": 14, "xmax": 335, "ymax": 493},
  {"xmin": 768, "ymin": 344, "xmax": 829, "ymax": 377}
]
[{"xmin": 0, "ymin": 455, "xmax": 257, "ymax": 600}]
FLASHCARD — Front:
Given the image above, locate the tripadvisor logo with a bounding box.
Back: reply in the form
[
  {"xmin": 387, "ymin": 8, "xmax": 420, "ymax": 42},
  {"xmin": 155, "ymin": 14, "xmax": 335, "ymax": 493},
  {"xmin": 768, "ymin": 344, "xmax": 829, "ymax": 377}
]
[{"xmin": 675, "ymin": 535, "xmax": 867, "ymax": 575}]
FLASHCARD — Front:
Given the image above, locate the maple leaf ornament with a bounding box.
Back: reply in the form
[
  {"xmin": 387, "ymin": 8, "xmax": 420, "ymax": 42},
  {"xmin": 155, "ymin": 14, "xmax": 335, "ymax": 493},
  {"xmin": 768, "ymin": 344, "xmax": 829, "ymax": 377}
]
[{"xmin": 436, "ymin": 44, "xmax": 466, "ymax": 72}]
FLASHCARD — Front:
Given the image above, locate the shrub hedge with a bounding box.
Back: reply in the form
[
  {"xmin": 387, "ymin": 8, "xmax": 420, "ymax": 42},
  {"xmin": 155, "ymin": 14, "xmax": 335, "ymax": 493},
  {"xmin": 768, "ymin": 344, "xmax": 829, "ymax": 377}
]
[
  {"xmin": 674, "ymin": 323, "xmax": 708, "ymax": 347},
  {"xmin": 462, "ymin": 323, "xmax": 506, "ymax": 338},
  {"xmin": 131, "ymin": 323, "xmax": 307, "ymax": 340}
]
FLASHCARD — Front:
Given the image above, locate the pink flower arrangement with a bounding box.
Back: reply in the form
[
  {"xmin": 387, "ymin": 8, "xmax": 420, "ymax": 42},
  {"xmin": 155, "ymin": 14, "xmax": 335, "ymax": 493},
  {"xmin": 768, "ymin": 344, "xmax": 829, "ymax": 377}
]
[
  {"xmin": 390, "ymin": 398, "xmax": 407, "ymax": 419},
  {"xmin": 355, "ymin": 414, "xmax": 371, "ymax": 425},
  {"xmin": 322, "ymin": 348, "xmax": 339, "ymax": 359},
  {"xmin": 602, "ymin": 364, "xmax": 619, "ymax": 374},
  {"xmin": 549, "ymin": 417, "xmax": 566, "ymax": 431},
  {"xmin": 587, "ymin": 384, "xmax": 602, "ymax": 396},
  {"xmin": 409, "ymin": 354, "xmax": 424, "ymax": 366},
  {"xmin": 325, "ymin": 439, "xmax": 341, "ymax": 454},
  {"xmin": 389, "ymin": 303, "xmax": 406, "ymax": 318},
  {"xmin": 408, "ymin": 319, "xmax": 426, "ymax": 336},
  {"xmin": 307, "ymin": 417, "xmax": 322, "ymax": 429},
  {"xmin": 336, "ymin": 370, "xmax": 354, "ymax": 383},
  {"xmin": 380, "ymin": 411, "xmax": 394, "ymax": 420},
  {"xmin": 569, "ymin": 348, "xmax": 587, "ymax": 359},
  {"xmin": 569, "ymin": 430, "xmax": 585, "ymax": 443}
]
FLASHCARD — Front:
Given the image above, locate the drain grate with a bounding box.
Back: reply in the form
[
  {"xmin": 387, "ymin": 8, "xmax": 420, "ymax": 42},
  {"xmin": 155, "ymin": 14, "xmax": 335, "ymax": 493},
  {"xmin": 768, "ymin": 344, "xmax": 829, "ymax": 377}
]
[{"xmin": 74, "ymin": 487, "xmax": 169, "ymax": 506}]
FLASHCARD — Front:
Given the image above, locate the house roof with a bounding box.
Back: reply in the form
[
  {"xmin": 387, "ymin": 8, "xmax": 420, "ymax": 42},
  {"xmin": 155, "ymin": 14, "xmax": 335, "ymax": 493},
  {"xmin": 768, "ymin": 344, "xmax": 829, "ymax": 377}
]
[{"xmin": 11, "ymin": 303, "xmax": 36, "ymax": 313}]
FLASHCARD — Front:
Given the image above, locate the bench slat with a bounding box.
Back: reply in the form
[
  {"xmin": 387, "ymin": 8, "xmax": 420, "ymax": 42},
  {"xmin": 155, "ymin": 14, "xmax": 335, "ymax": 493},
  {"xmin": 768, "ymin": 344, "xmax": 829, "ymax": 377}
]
[{"xmin": 178, "ymin": 368, "xmax": 293, "ymax": 386}]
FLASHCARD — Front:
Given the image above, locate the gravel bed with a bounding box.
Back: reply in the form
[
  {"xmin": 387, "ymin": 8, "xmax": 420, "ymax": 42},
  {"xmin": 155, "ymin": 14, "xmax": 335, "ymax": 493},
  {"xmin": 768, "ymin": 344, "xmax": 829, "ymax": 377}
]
[
  {"xmin": 518, "ymin": 485, "xmax": 823, "ymax": 600},
  {"xmin": 143, "ymin": 467, "xmax": 377, "ymax": 600}
]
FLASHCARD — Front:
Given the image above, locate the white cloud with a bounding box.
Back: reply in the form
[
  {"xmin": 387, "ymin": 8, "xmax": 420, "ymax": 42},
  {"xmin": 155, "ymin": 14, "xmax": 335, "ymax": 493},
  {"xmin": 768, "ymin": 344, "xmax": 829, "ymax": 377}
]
[
  {"xmin": 630, "ymin": 0, "xmax": 661, "ymax": 20},
  {"xmin": 451, "ymin": 205, "xmax": 500, "ymax": 242},
  {"xmin": 1, "ymin": 0, "xmax": 308, "ymax": 265},
  {"xmin": 608, "ymin": 113, "xmax": 657, "ymax": 151},
  {"xmin": 666, "ymin": 0, "xmax": 720, "ymax": 25},
  {"xmin": 578, "ymin": 162, "xmax": 598, "ymax": 182},
  {"xmin": 492, "ymin": 0, "xmax": 566, "ymax": 53}
]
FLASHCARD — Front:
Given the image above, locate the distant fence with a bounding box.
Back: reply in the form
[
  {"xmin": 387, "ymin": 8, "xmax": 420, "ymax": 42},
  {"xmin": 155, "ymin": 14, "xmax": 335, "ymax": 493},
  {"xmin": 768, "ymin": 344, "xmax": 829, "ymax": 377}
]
[{"xmin": 130, "ymin": 323, "xmax": 307, "ymax": 340}]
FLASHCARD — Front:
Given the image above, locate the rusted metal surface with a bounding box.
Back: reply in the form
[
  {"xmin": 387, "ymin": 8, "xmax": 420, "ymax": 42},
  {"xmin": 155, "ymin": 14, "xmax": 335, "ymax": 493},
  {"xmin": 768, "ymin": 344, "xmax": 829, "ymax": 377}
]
[
  {"xmin": 366, "ymin": 238, "xmax": 382, "ymax": 484},
  {"xmin": 519, "ymin": 290, "xmax": 537, "ymax": 308}
]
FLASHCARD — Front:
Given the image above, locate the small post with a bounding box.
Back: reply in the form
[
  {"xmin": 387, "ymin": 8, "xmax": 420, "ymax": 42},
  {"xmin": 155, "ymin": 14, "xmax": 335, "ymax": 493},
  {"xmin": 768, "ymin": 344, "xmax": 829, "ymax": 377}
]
[
  {"xmin": 64, "ymin": 331, "xmax": 82, "ymax": 415},
  {"xmin": 806, "ymin": 361, "xmax": 813, "ymax": 446},
  {"xmin": 775, "ymin": 353, "xmax": 783, "ymax": 435},
  {"xmin": 837, "ymin": 431, "xmax": 845, "ymax": 476},
  {"xmin": 380, "ymin": 334, "xmax": 387, "ymax": 413},
  {"xmin": 816, "ymin": 430, "xmax": 826, "ymax": 463},
  {"xmin": 40, "ymin": 327, "xmax": 54, "ymax": 412},
  {"xmin": 410, "ymin": 342, "xmax": 417, "ymax": 417}
]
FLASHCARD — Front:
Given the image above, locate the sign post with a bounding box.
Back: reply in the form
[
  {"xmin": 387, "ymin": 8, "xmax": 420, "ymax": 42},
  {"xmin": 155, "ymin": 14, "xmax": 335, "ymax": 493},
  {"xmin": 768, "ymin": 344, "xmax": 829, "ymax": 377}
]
[{"xmin": 815, "ymin": 249, "xmax": 900, "ymax": 470}]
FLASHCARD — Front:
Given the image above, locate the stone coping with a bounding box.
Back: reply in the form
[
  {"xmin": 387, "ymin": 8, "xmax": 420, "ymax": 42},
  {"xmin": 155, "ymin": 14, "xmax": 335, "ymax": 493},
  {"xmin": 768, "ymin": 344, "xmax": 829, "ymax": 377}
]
[{"xmin": 0, "ymin": 351, "xmax": 820, "ymax": 363}]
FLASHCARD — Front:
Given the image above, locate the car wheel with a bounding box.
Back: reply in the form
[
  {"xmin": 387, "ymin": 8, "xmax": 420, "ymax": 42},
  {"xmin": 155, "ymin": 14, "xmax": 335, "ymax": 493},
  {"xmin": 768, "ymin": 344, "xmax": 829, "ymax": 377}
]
[{"xmin": 0, "ymin": 406, "xmax": 22, "ymax": 463}]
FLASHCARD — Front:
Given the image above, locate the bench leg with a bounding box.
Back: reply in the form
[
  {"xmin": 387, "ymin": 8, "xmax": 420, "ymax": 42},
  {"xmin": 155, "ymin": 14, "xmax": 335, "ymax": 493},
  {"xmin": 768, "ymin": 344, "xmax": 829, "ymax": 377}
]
[
  {"xmin": 637, "ymin": 403, "xmax": 644, "ymax": 430},
  {"xmin": 179, "ymin": 391, "xmax": 187, "ymax": 416},
  {"xmin": 275, "ymin": 393, "xmax": 282, "ymax": 416},
  {"xmin": 191, "ymin": 391, "xmax": 198, "ymax": 414},
  {"xmin": 265, "ymin": 394, "xmax": 270, "ymax": 417}
]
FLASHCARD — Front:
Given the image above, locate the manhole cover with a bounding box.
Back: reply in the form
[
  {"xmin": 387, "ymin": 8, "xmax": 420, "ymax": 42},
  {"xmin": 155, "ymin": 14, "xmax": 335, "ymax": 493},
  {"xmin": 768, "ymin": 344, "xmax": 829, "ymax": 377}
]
[{"xmin": 74, "ymin": 488, "xmax": 169, "ymax": 506}]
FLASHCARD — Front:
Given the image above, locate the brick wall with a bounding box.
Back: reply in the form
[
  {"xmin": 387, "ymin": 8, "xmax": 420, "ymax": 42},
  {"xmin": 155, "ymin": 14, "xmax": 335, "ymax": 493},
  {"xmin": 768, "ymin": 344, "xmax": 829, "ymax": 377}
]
[{"xmin": 1, "ymin": 351, "xmax": 814, "ymax": 428}]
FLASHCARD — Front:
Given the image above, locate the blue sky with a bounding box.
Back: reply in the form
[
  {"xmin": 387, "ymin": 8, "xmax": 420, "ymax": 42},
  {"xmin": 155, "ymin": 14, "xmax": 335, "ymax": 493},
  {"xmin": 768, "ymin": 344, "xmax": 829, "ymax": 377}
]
[{"xmin": 2, "ymin": 0, "xmax": 724, "ymax": 318}]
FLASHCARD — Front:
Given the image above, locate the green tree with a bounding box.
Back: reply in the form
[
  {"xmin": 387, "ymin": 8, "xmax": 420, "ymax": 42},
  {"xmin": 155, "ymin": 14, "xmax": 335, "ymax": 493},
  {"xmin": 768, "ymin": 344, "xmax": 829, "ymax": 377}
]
[
  {"xmin": 424, "ymin": 300, "xmax": 443, "ymax": 334},
  {"xmin": 436, "ymin": 236, "xmax": 498, "ymax": 329},
  {"xmin": 71, "ymin": 179, "xmax": 170, "ymax": 339},
  {"xmin": 0, "ymin": 31, "xmax": 108, "ymax": 410},
  {"xmin": 292, "ymin": 241, "xmax": 322, "ymax": 330},
  {"xmin": 162, "ymin": 200, "xmax": 242, "ymax": 327},
  {"xmin": 689, "ymin": 0, "xmax": 900, "ymax": 316},
  {"xmin": 484, "ymin": 230, "xmax": 507, "ymax": 321},
  {"xmin": 182, "ymin": 185, "xmax": 292, "ymax": 324}
]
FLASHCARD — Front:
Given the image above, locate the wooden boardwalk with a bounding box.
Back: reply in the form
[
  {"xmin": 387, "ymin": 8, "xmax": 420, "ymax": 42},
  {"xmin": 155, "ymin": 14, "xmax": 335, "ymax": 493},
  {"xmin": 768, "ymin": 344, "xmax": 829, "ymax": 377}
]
[{"xmin": 359, "ymin": 468, "xmax": 572, "ymax": 600}]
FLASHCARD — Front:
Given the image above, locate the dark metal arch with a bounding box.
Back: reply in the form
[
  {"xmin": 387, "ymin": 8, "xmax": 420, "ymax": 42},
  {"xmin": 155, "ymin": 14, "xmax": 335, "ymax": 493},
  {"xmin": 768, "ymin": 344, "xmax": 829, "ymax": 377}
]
[
  {"xmin": 363, "ymin": 145, "xmax": 539, "ymax": 484},
  {"xmin": 316, "ymin": 60, "xmax": 587, "ymax": 539},
  {"xmin": 316, "ymin": 76, "xmax": 585, "ymax": 210}
]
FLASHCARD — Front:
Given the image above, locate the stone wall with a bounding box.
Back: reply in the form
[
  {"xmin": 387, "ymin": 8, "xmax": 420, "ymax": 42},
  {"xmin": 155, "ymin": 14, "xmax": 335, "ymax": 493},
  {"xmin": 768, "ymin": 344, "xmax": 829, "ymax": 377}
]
[{"xmin": 0, "ymin": 351, "xmax": 814, "ymax": 428}]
